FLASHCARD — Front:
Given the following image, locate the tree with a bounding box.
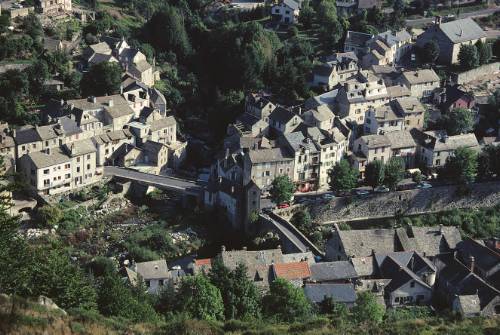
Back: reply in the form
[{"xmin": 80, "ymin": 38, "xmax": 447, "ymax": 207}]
[
  {"xmin": 299, "ymin": 1, "xmax": 315, "ymax": 29},
  {"xmin": 352, "ymin": 291, "xmax": 385, "ymax": 324},
  {"xmin": 209, "ymin": 260, "xmax": 261, "ymax": 320},
  {"xmin": 328, "ymin": 159, "xmax": 358, "ymax": 193},
  {"xmin": 319, "ymin": 296, "xmax": 348, "ymax": 318},
  {"xmin": 458, "ymin": 44, "xmax": 479, "ymax": 70},
  {"xmin": 80, "ymin": 62, "xmax": 122, "ymax": 96},
  {"xmin": 262, "ymin": 278, "xmax": 312, "ymax": 322},
  {"xmin": 419, "ymin": 40, "xmax": 439, "ymax": 64},
  {"xmin": 269, "ymin": 175, "xmax": 295, "ymax": 205},
  {"xmin": 177, "ymin": 275, "xmax": 224, "ymax": 321},
  {"xmin": 365, "ymin": 160, "xmax": 385, "ymax": 189},
  {"xmin": 412, "ymin": 170, "xmax": 423, "ymax": 184},
  {"xmin": 384, "ymin": 157, "xmax": 405, "ymax": 190},
  {"xmin": 444, "ymin": 147, "xmax": 478, "ymax": 185},
  {"xmin": 441, "ymin": 107, "xmax": 474, "ymax": 136},
  {"xmin": 291, "ymin": 209, "xmax": 313, "ymax": 235},
  {"xmin": 97, "ymin": 272, "xmax": 160, "ymax": 322},
  {"xmin": 37, "ymin": 205, "xmax": 63, "ymax": 228},
  {"xmin": 475, "ymin": 40, "xmax": 492, "ymax": 65}
]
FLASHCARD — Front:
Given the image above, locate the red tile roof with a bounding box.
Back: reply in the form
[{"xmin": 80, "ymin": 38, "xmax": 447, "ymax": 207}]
[
  {"xmin": 273, "ymin": 261, "xmax": 311, "ymax": 280},
  {"xmin": 194, "ymin": 258, "xmax": 212, "ymax": 266}
]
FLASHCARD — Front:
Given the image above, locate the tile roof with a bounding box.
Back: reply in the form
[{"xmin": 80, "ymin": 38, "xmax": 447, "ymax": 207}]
[
  {"xmin": 310, "ymin": 261, "xmax": 357, "ymax": 282},
  {"xmin": 273, "ymin": 261, "xmax": 311, "ymax": 280},
  {"xmin": 304, "ymin": 283, "xmax": 357, "ymax": 304}
]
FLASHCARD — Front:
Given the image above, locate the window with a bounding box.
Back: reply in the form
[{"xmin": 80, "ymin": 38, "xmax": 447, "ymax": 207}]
[
  {"xmin": 87, "ymin": 164, "xmax": 91, "ymax": 170},
  {"xmin": 145, "ymin": 280, "xmax": 150, "ymax": 287},
  {"xmin": 44, "ymin": 179, "xmax": 50, "ymax": 186},
  {"xmin": 87, "ymin": 154, "xmax": 91, "ymax": 160},
  {"xmin": 436, "ymin": 159, "xmax": 441, "ymax": 166},
  {"xmin": 410, "ymin": 281, "xmax": 415, "ymax": 288},
  {"xmin": 77, "ymin": 167, "xmax": 80, "ymax": 173},
  {"xmin": 43, "ymin": 169, "xmax": 49, "ymax": 174},
  {"xmin": 77, "ymin": 157, "xmax": 80, "ymax": 163},
  {"xmin": 159, "ymin": 280, "xmax": 164, "ymax": 286}
]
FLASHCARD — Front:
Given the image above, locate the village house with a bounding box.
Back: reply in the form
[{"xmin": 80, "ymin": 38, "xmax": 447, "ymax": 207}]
[
  {"xmin": 411, "ymin": 129, "xmax": 480, "ymax": 171},
  {"xmin": 268, "ymin": 107, "xmax": 303, "ymax": 134},
  {"xmin": 351, "ymin": 134, "xmax": 392, "ymax": 177},
  {"xmin": 311, "ymin": 52, "xmax": 359, "ymax": 89},
  {"xmin": 243, "ymin": 147, "xmax": 294, "ymax": 191},
  {"xmin": 416, "ymin": 17, "xmax": 487, "ymax": 64},
  {"xmin": 0, "ymin": 124, "xmax": 16, "ymax": 164},
  {"xmin": 37, "ymin": 0, "xmax": 72, "ymax": 15},
  {"xmin": 398, "ymin": 69, "xmax": 440, "ymax": 101},
  {"xmin": 302, "ymin": 105, "xmax": 336, "ymax": 131},
  {"xmin": 272, "ymin": 261, "xmax": 311, "ymax": 287},
  {"xmin": 125, "ymin": 260, "xmax": 171, "ymax": 294},
  {"xmin": 435, "ymin": 85, "xmax": 475, "ymax": 113},
  {"xmin": 271, "ymin": 0, "xmax": 302, "ymax": 24},
  {"xmin": 62, "ymin": 139, "xmax": 101, "ymax": 189},
  {"xmin": 308, "ymin": 261, "xmax": 358, "ymax": 283},
  {"xmin": 325, "ymin": 224, "xmax": 462, "ymax": 261},
  {"xmin": 91, "ymin": 129, "xmax": 135, "ymax": 166},
  {"xmin": 245, "ymin": 92, "xmax": 276, "ymax": 122},
  {"xmin": 364, "ymin": 104, "xmax": 404, "ymax": 135},
  {"xmin": 304, "ymin": 283, "xmax": 357, "ymax": 307},
  {"xmin": 14, "ymin": 124, "xmax": 64, "ymax": 159},
  {"xmin": 362, "ymin": 30, "xmax": 412, "ymax": 67},
  {"xmin": 393, "ymin": 97, "xmax": 426, "ymax": 130},
  {"xmin": 337, "ymin": 70, "xmax": 389, "ymax": 124},
  {"xmin": 385, "ymin": 130, "xmax": 418, "ymax": 169},
  {"xmin": 344, "ymin": 31, "xmax": 373, "ymax": 57},
  {"xmin": 311, "ymin": 126, "xmax": 348, "ymax": 188}
]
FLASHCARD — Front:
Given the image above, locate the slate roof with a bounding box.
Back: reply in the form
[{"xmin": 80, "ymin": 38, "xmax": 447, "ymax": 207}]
[
  {"xmin": 309, "ymin": 261, "xmax": 357, "ymax": 282},
  {"xmin": 63, "ymin": 139, "xmax": 97, "ymax": 157},
  {"xmin": 361, "ymin": 134, "xmax": 391, "ymax": 148},
  {"xmin": 247, "ymin": 147, "xmax": 293, "ymax": 164},
  {"xmin": 457, "ymin": 238, "xmax": 500, "ymax": 275},
  {"xmin": 142, "ymin": 140, "xmax": 165, "ymax": 157},
  {"xmin": 304, "ymin": 283, "xmax": 357, "ymax": 304},
  {"xmin": 376, "ymin": 30, "xmax": 412, "ymax": 47},
  {"xmin": 26, "ymin": 150, "xmax": 70, "ymax": 169},
  {"xmin": 282, "ymin": 131, "xmax": 319, "ymax": 154},
  {"xmin": 282, "ymin": 0, "xmax": 300, "ymax": 10},
  {"xmin": 380, "ymin": 256, "xmax": 431, "ymax": 292},
  {"xmin": 14, "ymin": 127, "xmax": 42, "ymax": 145},
  {"xmin": 269, "ymin": 107, "xmax": 298, "ymax": 124},
  {"xmin": 282, "ymin": 251, "xmax": 315, "ymax": 264},
  {"xmin": 455, "ymin": 294, "xmax": 481, "ymax": 315},
  {"xmin": 272, "ymin": 262, "xmax": 311, "ymax": 280},
  {"xmin": 345, "ymin": 31, "xmax": 374, "ymax": 48},
  {"xmin": 306, "ymin": 105, "xmax": 335, "ymax": 122},
  {"xmin": 372, "ymin": 104, "xmax": 402, "ymax": 121},
  {"xmin": 57, "ymin": 116, "xmax": 83, "ymax": 136},
  {"xmin": 313, "ymin": 64, "xmax": 334, "ymax": 77},
  {"xmin": 131, "ymin": 60, "xmax": 152, "ymax": 73},
  {"xmin": 412, "ymin": 130, "xmax": 479, "ymax": 153},
  {"xmin": 387, "ymin": 85, "xmax": 411, "ymax": 98},
  {"xmin": 337, "ymin": 228, "xmax": 396, "ymax": 258},
  {"xmin": 393, "ymin": 97, "xmax": 425, "ymax": 115},
  {"xmin": 220, "ymin": 249, "xmax": 284, "ymax": 269},
  {"xmin": 385, "ymin": 130, "xmax": 417, "ymax": 150},
  {"xmin": 402, "ymin": 69, "xmax": 440, "ymax": 85},
  {"xmin": 68, "ymin": 95, "xmax": 130, "ymax": 112},
  {"xmin": 357, "ymin": 0, "xmax": 380, "ymax": 9},
  {"xmin": 438, "ymin": 18, "xmax": 486, "ymax": 44},
  {"xmin": 396, "ymin": 225, "xmax": 462, "ymax": 257},
  {"xmin": 135, "ymin": 259, "xmax": 169, "ymax": 280},
  {"xmin": 149, "ymin": 116, "xmax": 176, "ymax": 132},
  {"xmin": 351, "ymin": 256, "xmax": 375, "ymax": 277}
]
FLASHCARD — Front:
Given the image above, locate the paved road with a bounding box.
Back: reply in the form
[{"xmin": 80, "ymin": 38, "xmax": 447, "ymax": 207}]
[
  {"xmin": 406, "ymin": 7, "xmax": 500, "ymax": 28},
  {"xmin": 260, "ymin": 213, "xmax": 311, "ymax": 253},
  {"xmin": 103, "ymin": 166, "xmax": 202, "ymax": 193}
]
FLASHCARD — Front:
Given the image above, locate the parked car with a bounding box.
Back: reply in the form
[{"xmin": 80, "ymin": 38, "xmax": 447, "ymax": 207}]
[
  {"xmin": 354, "ymin": 189, "xmax": 370, "ymax": 196},
  {"xmin": 417, "ymin": 182, "xmax": 432, "ymax": 189},
  {"xmin": 374, "ymin": 186, "xmax": 390, "ymax": 193},
  {"xmin": 277, "ymin": 203, "xmax": 290, "ymax": 209},
  {"xmin": 322, "ymin": 193, "xmax": 335, "ymax": 201}
]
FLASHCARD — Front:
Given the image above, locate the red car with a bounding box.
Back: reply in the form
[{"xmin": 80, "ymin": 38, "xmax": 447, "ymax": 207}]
[{"xmin": 277, "ymin": 203, "xmax": 290, "ymax": 209}]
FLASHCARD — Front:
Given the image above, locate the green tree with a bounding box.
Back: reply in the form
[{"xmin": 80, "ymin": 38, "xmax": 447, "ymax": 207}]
[
  {"xmin": 177, "ymin": 275, "xmax": 224, "ymax": 321},
  {"xmin": 441, "ymin": 107, "xmax": 474, "ymax": 135},
  {"xmin": 412, "ymin": 170, "xmax": 423, "ymax": 184},
  {"xmin": 269, "ymin": 175, "xmax": 295, "ymax": 205},
  {"xmin": 299, "ymin": 1, "xmax": 315, "ymax": 29},
  {"xmin": 328, "ymin": 159, "xmax": 358, "ymax": 193},
  {"xmin": 384, "ymin": 157, "xmax": 405, "ymax": 190},
  {"xmin": 419, "ymin": 40, "xmax": 440, "ymax": 64},
  {"xmin": 458, "ymin": 44, "xmax": 479, "ymax": 70},
  {"xmin": 262, "ymin": 278, "xmax": 312, "ymax": 322},
  {"xmin": 444, "ymin": 147, "xmax": 478, "ymax": 185},
  {"xmin": 365, "ymin": 160, "xmax": 385, "ymax": 189},
  {"xmin": 475, "ymin": 40, "xmax": 492, "ymax": 65},
  {"xmin": 97, "ymin": 273, "xmax": 159, "ymax": 322},
  {"xmin": 209, "ymin": 260, "xmax": 261, "ymax": 320},
  {"xmin": 291, "ymin": 209, "xmax": 313, "ymax": 235},
  {"xmin": 81, "ymin": 62, "xmax": 122, "ymax": 96},
  {"xmin": 352, "ymin": 291, "xmax": 385, "ymax": 324},
  {"xmin": 141, "ymin": 5, "xmax": 192, "ymax": 60},
  {"xmin": 37, "ymin": 205, "xmax": 63, "ymax": 228}
]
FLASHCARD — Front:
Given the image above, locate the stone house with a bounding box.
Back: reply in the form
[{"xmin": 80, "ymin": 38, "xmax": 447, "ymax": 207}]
[
  {"xmin": 411, "ymin": 129, "xmax": 480, "ymax": 171},
  {"xmin": 398, "ymin": 69, "xmax": 440, "ymax": 101},
  {"xmin": 308, "ymin": 261, "xmax": 358, "ymax": 283},
  {"xmin": 243, "ymin": 147, "xmax": 294, "ymax": 191},
  {"xmin": 268, "ymin": 107, "xmax": 302, "ymax": 134},
  {"xmin": 272, "ymin": 261, "xmax": 311, "ymax": 287},
  {"xmin": 352, "ymin": 134, "xmax": 392, "ymax": 177},
  {"xmin": 362, "ymin": 30, "xmax": 412, "ymax": 67},
  {"xmin": 311, "ymin": 52, "xmax": 359, "ymax": 89},
  {"xmin": 364, "ymin": 104, "xmax": 404, "ymax": 135},
  {"xmin": 392, "ymin": 97, "xmax": 426, "ymax": 130},
  {"xmin": 38, "ymin": 0, "xmax": 72, "ymax": 14},
  {"xmin": 302, "ymin": 105, "xmax": 335, "ymax": 131},
  {"xmin": 416, "ymin": 17, "xmax": 487, "ymax": 64},
  {"xmin": 62, "ymin": 139, "xmax": 101, "ymax": 189},
  {"xmin": 91, "ymin": 129, "xmax": 135, "ymax": 166},
  {"xmin": 245, "ymin": 93, "xmax": 276, "ymax": 121},
  {"xmin": 304, "ymin": 283, "xmax": 357, "ymax": 307},
  {"xmin": 125, "ymin": 260, "xmax": 171, "ymax": 294},
  {"xmin": 344, "ymin": 31, "xmax": 373, "ymax": 57},
  {"xmin": 385, "ymin": 130, "xmax": 418, "ymax": 169},
  {"xmin": 435, "ymin": 85, "xmax": 475, "ymax": 113},
  {"xmin": 271, "ymin": 0, "xmax": 302, "ymax": 24}
]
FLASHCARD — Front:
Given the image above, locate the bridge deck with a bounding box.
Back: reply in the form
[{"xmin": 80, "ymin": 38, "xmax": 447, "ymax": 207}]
[{"xmin": 103, "ymin": 166, "xmax": 203, "ymax": 193}]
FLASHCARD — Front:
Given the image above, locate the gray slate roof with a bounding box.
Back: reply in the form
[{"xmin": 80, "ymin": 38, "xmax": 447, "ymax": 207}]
[
  {"xmin": 310, "ymin": 261, "xmax": 358, "ymax": 282},
  {"xmin": 304, "ymin": 283, "xmax": 357, "ymax": 304},
  {"xmin": 438, "ymin": 18, "xmax": 486, "ymax": 44},
  {"xmin": 247, "ymin": 147, "xmax": 293, "ymax": 164},
  {"xmin": 269, "ymin": 107, "xmax": 298, "ymax": 124},
  {"xmin": 27, "ymin": 150, "xmax": 71, "ymax": 169},
  {"xmin": 135, "ymin": 259, "xmax": 169, "ymax": 280}
]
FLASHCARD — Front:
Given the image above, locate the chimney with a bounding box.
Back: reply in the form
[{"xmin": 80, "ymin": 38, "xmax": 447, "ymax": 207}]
[
  {"xmin": 221, "ymin": 245, "xmax": 226, "ymax": 252},
  {"xmin": 120, "ymin": 85, "xmax": 123, "ymax": 95},
  {"xmin": 60, "ymin": 99, "xmax": 64, "ymax": 106},
  {"xmin": 468, "ymin": 256, "xmax": 475, "ymax": 273},
  {"xmin": 242, "ymin": 246, "xmax": 247, "ymax": 251},
  {"xmin": 439, "ymin": 224, "xmax": 444, "ymax": 234},
  {"xmin": 108, "ymin": 99, "xmax": 114, "ymax": 107},
  {"xmin": 90, "ymin": 96, "xmax": 97, "ymax": 103}
]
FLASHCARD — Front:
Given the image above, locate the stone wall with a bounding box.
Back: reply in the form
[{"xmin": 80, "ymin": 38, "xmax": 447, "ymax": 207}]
[
  {"xmin": 310, "ymin": 181, "xmax": 500, "ymax": 224},
  {"xmin": 9, "ymin": 7, "xmax": 34, "ymax": 19},
  {"xmin": 453, "ymin": 62, "xmax": 500, "ymax": 85}
]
